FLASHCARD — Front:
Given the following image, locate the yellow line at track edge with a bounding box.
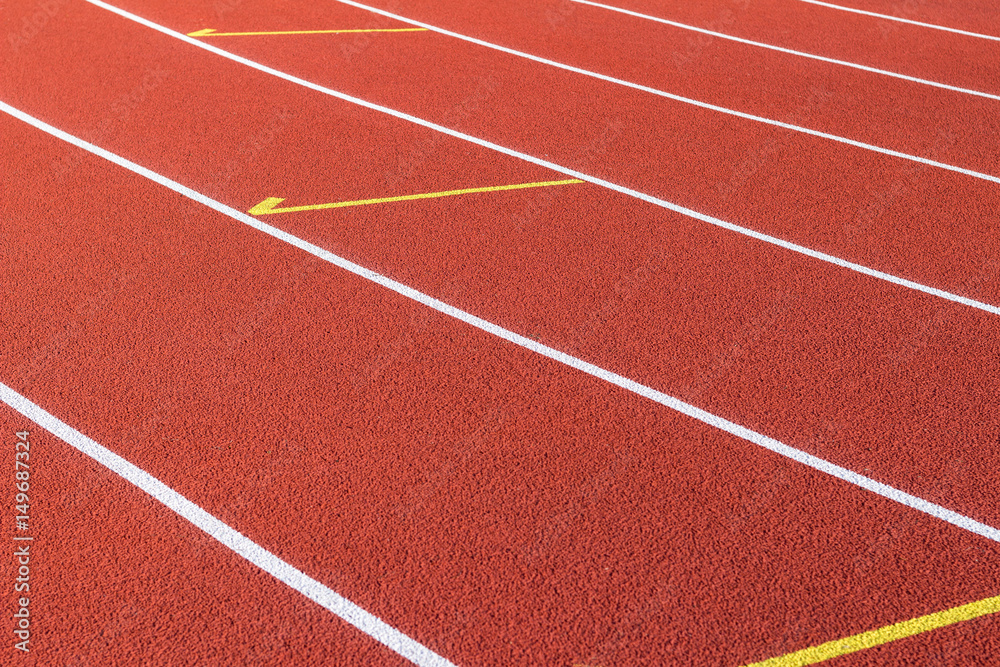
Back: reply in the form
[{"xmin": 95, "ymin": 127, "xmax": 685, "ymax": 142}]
[
  {"xmin": 249, "ymin": 179, "xmax": 584, "ymax": 214},
  {"xmin": 745, "ymin": 593, "xmax": 1000, "ymax": 666}
]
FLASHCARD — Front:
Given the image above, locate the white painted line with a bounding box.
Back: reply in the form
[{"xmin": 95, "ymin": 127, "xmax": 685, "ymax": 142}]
[
  {"xmin": 4, "ymin": 102, "xmax": 1000, "ymax": 550},
  {"xmin": 83, "ymin": 0, "xmax": 1000, "ymax": 187},
  {"xmin": 572, "ymin": 0, "xmax": 1000, "ymax": 102},
  {"xmin": 0, "ymin": 384, "xmax": 455, "ymax": 667},
  {"xmin": 319, "ymin": 0, "xmax": 1000, "ymax": 184},
  {"xmin": 56, "ymin": 8, "xmax": 1000, "ymax": 316},
  {"xmin": 800, "ymin": 0, "xmax": 1000, "ymax": 42}
]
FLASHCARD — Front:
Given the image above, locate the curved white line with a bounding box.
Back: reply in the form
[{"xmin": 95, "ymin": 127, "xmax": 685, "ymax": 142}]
[
  {"xmin": 0, "ymin": 384, "xmax": 455, "ymax": 667},
  {"xmin": 65, "ymin": 4, "xmax": 1000, "ymax": 316},
  {"xmin": 800, "ymin": 0, "xmax": 1000, "ymax": 41},
  {"xmin": 312, "ymin": 0, "xmax": 1000, "ymax": 184},
  {"xmin": 572, "ymin": 0, "xmax": 1000, "ymax": 101},
  {"xmin": 3, "ymin": 102, "xmax": 999, "ymax": 550}
]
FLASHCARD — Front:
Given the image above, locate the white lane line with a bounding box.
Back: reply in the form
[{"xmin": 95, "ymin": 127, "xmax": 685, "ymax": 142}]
[
  {"xmin": 572, "ymin": 0, "xmax": 1000, "ymax": 102},
  {"xmin": 84, "ymin": 0, "xmax": 1000, "ymax": 186},
  {"xmin": 800, "ymin": 0, "xmax": 1000, "ymax": 41},
  {"xmin": 0, "ymin": 385, "xmax": 455, "ymax": 667},
  {"xmin": 319, "ymin": 0, "xmax": 1000, "ymax": 184},
  {"xmin": 63, "ymin": 7, "xmax": 1000, "ymax": 317},
  {"xmin": 5, "ymin": 102, "xmax": 1000, "ymax": 550}
]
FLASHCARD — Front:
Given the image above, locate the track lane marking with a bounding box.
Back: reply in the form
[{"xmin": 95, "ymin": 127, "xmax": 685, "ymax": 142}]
[
  {"xmin": 745, "ymin": 592, "xmax": 1000, "ymax": 666},
  {"xmin": 70, "ymin": 2, "xmax": 1000, "ymax": 317},
  {"xmin": 799, "ymin": 0, "xmax": 1000, "ymax": 41},
  {"xmin": 83, "ymin": 0, "xmax": 1000, "ymax": 185},
  {"xmin": 248, "ymin": 179, "xmax": 584, "ymax": 214},
  {"xmin": 5, "ymin": 100, "xmax": 1000, "ymax": 551},
  {"xmin": 0, "ymin": 385, "xmax": 455, "ymax": 667},
  {"xmin": 187, "ymin": 27, "xmax": 427, "ymax": 37},
  {"xmin": 318, "ymin": 0, "xmax": 1000, "ymax": 184},
  {"xmin": 571, "ymin": 0, "xmax": 1000, "ymax": 102}
]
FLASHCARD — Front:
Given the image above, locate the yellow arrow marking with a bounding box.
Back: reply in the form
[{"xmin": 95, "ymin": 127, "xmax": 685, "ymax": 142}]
[
  {"xmin": 743, "ymin": 593, "xmax": 1000, "ymax": 666},
  {"xmin": 249, "ymin": 179, "xmax": 585, "ymax": 215},
  {"xmin": 186, "ymin": 27, "xmax": 427, "ymax": 37}
]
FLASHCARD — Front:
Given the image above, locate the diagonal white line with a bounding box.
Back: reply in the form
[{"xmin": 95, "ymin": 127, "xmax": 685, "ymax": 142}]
[
  {"xmin": 4, "ymin": 102, "xmax": 999, "ymax": 550},
  {"xmin": 0, "ymin": 384, "xmax": 455, "ymax": 667},
  {"xmin": 799, "ymin": 0, "xmax": 1000, "ymax": 42},
  {"xmin": 54, "ymin": 5, "xmax": 1000, "ymax": 317},
  {"xmin": 82, "ymin": 0, "xmax": 1000, "ymax": 185},
  {"xmin": 314, "ymin": 0, "xmax": 1000, "ymax": 184},
  {"xmin": 571, "ymin": 0, "xmax": 1000, "ymax": 102}
]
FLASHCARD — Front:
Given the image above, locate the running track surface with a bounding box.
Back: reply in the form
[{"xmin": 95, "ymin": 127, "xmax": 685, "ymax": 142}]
[{"xmin": 2, "ymin": 0, "xmax": 999, "ymax": 664}]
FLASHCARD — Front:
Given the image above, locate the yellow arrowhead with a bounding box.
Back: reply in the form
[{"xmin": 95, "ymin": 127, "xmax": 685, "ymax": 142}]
[
  {"xmin": 248, "ymin": 198, "xmax": 285, "ymax": 215},
  {"xmin": 187, "ymin": 28, "xmax": 216, "ymax": 37}
]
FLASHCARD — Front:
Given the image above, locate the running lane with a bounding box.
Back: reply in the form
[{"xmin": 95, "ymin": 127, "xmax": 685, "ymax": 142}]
[
  {"xmin": 78, "ymin": 0, "xmax": 1000, "ymax": 313},
  {"xmin": 361, "ymin": 0, "xmax": 1000, "ymax": 170},
  {"xmin": 0, "ymin": 407, "xmax": 407, "ymax": 665},
  {"xmin": 531, "ymin": 0, "xmax": 1000, "ymax": 91},
  {"xmin": 795, "ymin": 0, "xmax": 1000, "ymax": 38},
  {"xmin": 4, "ymin": 100, "xmax": 1000, "ymax": 665},
  {"xmin": 5, "ymin": 0, "xmax": 1000, "ymax": 528},
  {"xmin": 5, "ymin": 1, "xmax": 1000, "ymax": 663},
  {"xmin": 107, "ymin": 0, "xmax": 1000, "ymax": 177}
]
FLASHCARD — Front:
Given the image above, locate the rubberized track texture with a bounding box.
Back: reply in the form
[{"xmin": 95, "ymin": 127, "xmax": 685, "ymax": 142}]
[{"xmin": 1, "ymin": 0, "xmax": 999, "ymax": 664}]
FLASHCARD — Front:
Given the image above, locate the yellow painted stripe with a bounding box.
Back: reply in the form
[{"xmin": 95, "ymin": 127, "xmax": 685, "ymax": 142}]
[
  {"xmin": 744, "ymin": 593, "xmax": 1000, "ymax": 667},
  {"xmin": 249, "ymin": 179, "xmax": 585, "ymax": 215},
  {"xmin": 187, "ymin": 27, "xmax": 427, "ymax": 37}
]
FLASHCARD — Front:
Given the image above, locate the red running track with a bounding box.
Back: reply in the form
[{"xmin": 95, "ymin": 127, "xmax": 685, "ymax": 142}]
[{"xmin": 2, "ymin": 0, "xmax": 999, "ymax": 664}]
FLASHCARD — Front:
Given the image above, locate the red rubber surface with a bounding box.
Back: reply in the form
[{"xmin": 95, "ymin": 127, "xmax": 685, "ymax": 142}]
[
  {"xmin": 0, "ymin": 404, "xmax": 406, "ymax": 666},
  {"xmin": 2, "ymin": 0, "xmax": 999, "ymax": 664}
]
